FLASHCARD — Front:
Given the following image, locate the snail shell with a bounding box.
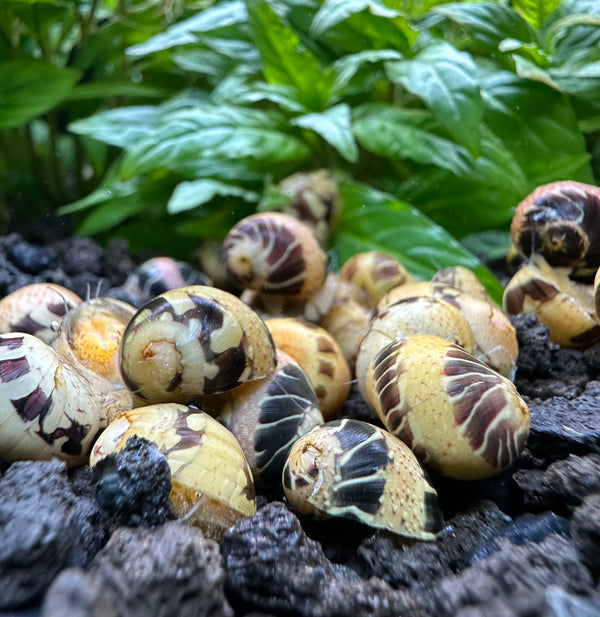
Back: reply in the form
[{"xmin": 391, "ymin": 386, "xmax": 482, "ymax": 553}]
[
  {"xmin": 202, "ymin": 350, "xmax": 324, "ymax": 490},
  {"xmin": 119, "ymin": 285, "xmax": 277, "ymax": 404},
  {"xmin": 378, "ymin": 282, "xmax": 518, "ymax": 380},
  {"xmin": 89, "ymin": 403, "xmax": 256, "ymax": 540},
  {"xmin": 277, "ymin": 169, "xmax": 342, "ymax": 246},
  {"xmin": 338, "ymin": 251, "xmax": 414, "ymax": 309},
  {"xmin": 0, "ymin": 283, "xmax": 82, "ymax": 344},
  {"xmin": 265, "ymin": 317, "xmax": 351, "ymax": 420},
  {"xmin": 223, "ymin": 212, "xmax": 327, "ymax": 298},
  {"xmin": 355, "ymin": 295, "xmax": 476, "ymax": 400},
  {"xmin": 595, "ymin": 266, "xmax": 600, "ymax": 322},
  {"xmin": 510, "ymin": 180, "xmax": 600, "ymax": 280},
  {"xmin": 432, "ymin": 266, "xmax": 496, "ymax": 306},
  {"xmin": 503, "ymin": 255, "xmax": 600, "ymax": 348},
  {"xmin": 365, "ymin": 334, "xmax": 530, "ymax": 479},
  {"xmin": 282, "ymin": 418, "xmax": 443, "ymax": 540},
  {"xmin": 0, "ymin": 333, "xmax": 109, "ymax": 465},
  {"xmin": 52, "ymin": 297, "xmax": 136, "ymax": 384}
]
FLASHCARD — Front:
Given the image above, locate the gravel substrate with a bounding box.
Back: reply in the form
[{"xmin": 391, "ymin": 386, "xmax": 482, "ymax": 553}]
[{"xmin": 1, "ymin": 232, "xmax": 600, "ymax": 617}]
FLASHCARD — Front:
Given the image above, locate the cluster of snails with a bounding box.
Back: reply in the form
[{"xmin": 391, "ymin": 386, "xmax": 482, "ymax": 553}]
[{"xmin": 503, "ymin": 180, "xmax": 600, "ymax": 349}]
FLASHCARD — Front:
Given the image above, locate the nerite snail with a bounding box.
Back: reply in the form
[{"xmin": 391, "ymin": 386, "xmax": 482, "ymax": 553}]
[
  {"xmin": 202, "ymin": 350, "xmax": 324, "ymax": 491},
  {"xmin": 90, "ymin": 403, "xmax": 256, "ymax": 540},
  {"xmin": 365, "ymin": 334, "xmax": 530, "ymax": 480},
  {"xmin": 282, "ymin": 418, "xmax": 444, "ymax": 540},
  {"xmin": 222, "ymin": 212, "xmax": 327, "ymax": 298},
  {"xmin": 119, "ymin": 285, "xmax": 277, "ymax": 404},
  {"xmin": 510, "ymin": 180, "xmax": 600, "ymax": 281}
]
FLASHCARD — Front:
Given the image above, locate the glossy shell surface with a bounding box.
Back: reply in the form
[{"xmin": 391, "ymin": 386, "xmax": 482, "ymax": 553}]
[
  {"xmin": 90, "ymin": 403, "xmax": 256, "ymax": 539},
  {"xmin": 203, "ymin": 350, "xmax": 324, "ymax": 489},
  {"xmin": 365, "ymin": 335, "xmax": 530, "ymax": 479},
  {"xmin": 0, "ymin": 333, "xmax": 108, "ymax": 465},
  {"xmin": 119, "ymin": 285, "xmax": 277, "ymax": 403},
  {"xmin": 510, "ymin": 181, "xmax": 600, "ymax": 279},
  {"xmin": 282, "ymin": 418, "xmax": 443, "ymax": 540},
  {"xmin": 223, "ymin": 212, "xmax": 327, "ymax": 298},
  {"xmin": 0, "ymin": 283, "xmax": 82, "ymax": 344},
  {"xmin": 266, "ymin": 318, "xmax": 351, "ymax": 420},
  {"xmin": 432, "ymin": 266, "xmax": 495, "ymax": 305}
]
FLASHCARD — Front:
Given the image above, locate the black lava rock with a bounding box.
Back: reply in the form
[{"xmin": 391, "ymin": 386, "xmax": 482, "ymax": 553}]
[
  {"xmin": 571, "ymin": 493, "xmax": 600, "ymax": 577},
  {"xmin": 42, "ymin": 522, "xmax": 233, "ymax": 617},
  {"xmin": 91, "ymin": 436, "xmax": 175, "ymax": 527},
  {"xmin": 6, "ymin": 243, "xmax": 54, "ymax": 275},
  {"xmin": 52, "ymin": 237, "xmax": 104, "ymax": 277}
]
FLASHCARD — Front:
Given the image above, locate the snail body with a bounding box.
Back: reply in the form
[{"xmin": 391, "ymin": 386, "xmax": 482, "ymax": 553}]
[
  {"xmin": 90, "ymin": 403, "xmax": 256, "ymax": 540},
  {"xmin": 0, "ymin": 283, "xmax": 82, "ymax": 344},
  {"xmin": 510, "ymin": 180, "xmax": 600, "ymax": 280},
  {"xmin": 119, "ymin": 285, "xmax": 277, "ymax": 404},
  {"xmin": 223, "ymin": 212, "xmax": 327, "ymax": 298},
  {"xmin": 0, "ymin": 333, "xmax": 109, "ymax": 465},
  {"xmin": 202, "ymin": 350, "xmax": 324, "ymax": 490},
  {"xmin": 365, "ymin": 335, "xmax": 530, "ymax": 479},
  {"xmin": 282, "ymin": 418, "xmax": 443, "ymax": 540}
]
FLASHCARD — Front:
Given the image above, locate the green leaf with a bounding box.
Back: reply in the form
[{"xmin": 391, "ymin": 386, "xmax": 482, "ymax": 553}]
[
  {"xmin": 460, "ymin": 230, "xmax": 512, "ymax": 262},
  {"xmin": 292, "ymin": 104, "xmax": 358, "ymax": 162},
  {"xmin": 512, "ymin": 0, "xmax": 561, "ymax": 30},
  {"xmin": 352, "ymin": 104, "xmax": 471, "ymax": 176},
  {"xmin": 386, "ymin": 42, "xmax": 483, "ymax": 154},
  {"xmin": 59, "ymin": 179, "xmax": 138, "ymax": 215},
  {"xmin": 331, "ymin": 49, "xmax": 403, "ymax": 96},
  {"xmin": 333, "ymin": 180, "xmax": 503, "ymax": 300},
  {"xmin": 76, "ymin": 196, "xmax": 145, "ymax": 236},
  {"xmin": 244, "ymin": 0, "xmax": 334, "ymax": 110},
  {"xmin": 167, "ymin": 179, "xmax": 259, "ymax": 214},
  {"xmin": 310, "ymin": 0, "xmax": 400, "ymax": 36},
  {"xmin": 126, "ymin": 0, "xmax": 248, "ymax": 56},
  {"xmin": 0, "ymin": 59, "xmax": 81, "ymax": 129},
  {"xmin": 69, "ymin": 82, "xmax": 167, "ymax": 100}
]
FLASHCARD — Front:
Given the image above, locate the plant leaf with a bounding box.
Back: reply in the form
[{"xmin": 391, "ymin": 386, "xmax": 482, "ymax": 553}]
[
  {"xmin": 512, "ymin": 0, "xmax": 561, "ymax": 30},
  {"xmin": 167, "ymin": 179, "xmax": 259, "ymax": 214},
  {"xmin": 310, "ymin": 0, "xmax": 400, "ymax": 36},
  {"xmin": 292, "ymin": 103, "xmax": 358, "ymax": 162},
  {"xmin": 386, "ymin": 42, "xmax": 483, "ymax": 154},
  {"xmin": 0, "ymin": 59, "xmax": 81, "ymax": 129}
]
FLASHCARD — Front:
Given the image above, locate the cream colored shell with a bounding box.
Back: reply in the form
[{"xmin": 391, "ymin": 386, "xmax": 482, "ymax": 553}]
[
  {"xmin": 90, "ymin": 403, "xmax": 256, "ymax": 540},
  {"xmin": 365, "ymin": 334, "xmax": 530, "ymax": 480}
]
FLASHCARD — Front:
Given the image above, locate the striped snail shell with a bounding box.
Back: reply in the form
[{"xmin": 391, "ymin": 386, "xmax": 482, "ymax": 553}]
[
  {"xmin": 503, "ymin": 254, "xmax": 600, "ymax": 348},
  {"xmin": 89, "ymin": 403, "xmax": 256, "ymax": 540},
  {"xmin": 0, "ymin": 283, "xmax": 82, "ymax": 344},
  {"xmin": 365, "ymin": 334, "xmax": 530, "ymax": 480},
  {"xmin": 119, "ymin": 285, "xmax": 277, "ymax": 404},
  {"xmin": 202, "ymin": 350, "xmax": 324, "ymax": 490},
  {"xmin": 282, "ymin": 418, "xmax": 443, "ymax": 541},
  {"xmin": 265, "ymin": 317, "xmax": 351, "ymax": 420},
  {"xmin": 277, "ymin": 169, "xmax": 342, "ymax": 247},
  {"xmin": 338, "ymin": 251, "xmax": 414, "ymax": 309},
  {"xmin": 432, "ymin": 266, "xmax": 496, "ymax": 306},
  {"xmin": 510, "ymin": 180, "xmax": 600, "ymax": 280},
  {"xmin": 222, "ymin": 212, "xmax": 327, "ymax": 298},
  {"xmin": 52, "ymin": 297, "xmax": 136, "ymax": 385},
  {"xmin": 355, "ymin": 295, "xmax": 476, "ymax": 400},
  {"xmin": 378, "ymin": 281, "xmax": 518, "ymax": 380},
  {"xmin": 595, "ymin": 266, "xmax": 600, "ymax": 323},
  {"xmin": 0, "ymin": 333, "xmax": 109, "ymax": 466}
]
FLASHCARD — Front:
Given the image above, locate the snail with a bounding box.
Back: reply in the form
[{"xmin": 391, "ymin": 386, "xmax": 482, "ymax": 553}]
[
  {"xmin": 222, "ymin": 212, "xmax": 327, "ymax": 298},
  {"xmin": 595, "ymin": 266, "xmax": 600, "ymax": 322},
  {"xmin": 0, "ymin": 332, "xmax": 112, "ymax": 466},
  {"xmin": 202, "ymin": 350, "xmax": 324, "ymax": 491},
  {"xmin": 265, "ymin": 317, "xmax": 351, "ymax": 420},
  {"xmin": 510, "ymin": 180, "xmax": 600, "ymax": 281},
  {"xmin": 432, "ymin": 266, "xmax": 496, "ymax": 306},
  {"xmin": 89, "ymin": 403, "xmax": 256, "ymax": 540},
  {"xmin": 378, "ymin": 282, "xmax": 518, "ymax": 380},
  {"xmin": 365, "ymin": 334, "xmax": 530, "ymax": 480},
  {"xmin": 0, "ymin": 283, "xmax": 82, "ymax": 344},
  {"xmin": 277, "ymin": 169, "xmax": 342, "ymax": 246},
  {"xmin": 355, "ymin": 295, "xmax": 476, "ymax": 400},
  {"xmin": 282, "ymin": 418, "xmax": 444, "ymax": 540},
  {"xmin": 503, "ymin": 254, "xmax": 600, "ymax": 348},
  {"xmin": 119, "ymin": 285, "xmax": 277, "ymax": 404},
  {"xmin": 338, "ymin": 251, "xmax": 414, "ymax": 309}
]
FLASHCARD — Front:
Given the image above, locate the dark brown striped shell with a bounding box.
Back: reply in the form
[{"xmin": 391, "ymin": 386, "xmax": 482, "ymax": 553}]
[
  {"xmin": 282, "ymin": 418, "xmax": 443, "ymax": 540},
  {"xmin": 511, "ymin": 181, "xmax": 600, "ymax": 281},
  {"xmin": 119, "ymin": 285, "xmax": 277, "ymax": 404},
  {"xmin": 365, "ymin": 334, "xmax": 530, "ymax": 479},
  {"xmin": 89, "ymin": 403, "xmax": 256, "ymax": 540},
  {"xmin": 202, "ymin": 350, "xmax": 324, "ymax": 490},
  {"xmin": 223, "ymin": 212, "xmax": 327, "ymax": 298}
]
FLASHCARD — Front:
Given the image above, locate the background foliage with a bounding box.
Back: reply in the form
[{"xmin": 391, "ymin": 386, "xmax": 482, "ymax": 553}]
[{"xmin": 1, "ymin": 0, "xmax": 599, "ymax": 298}]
